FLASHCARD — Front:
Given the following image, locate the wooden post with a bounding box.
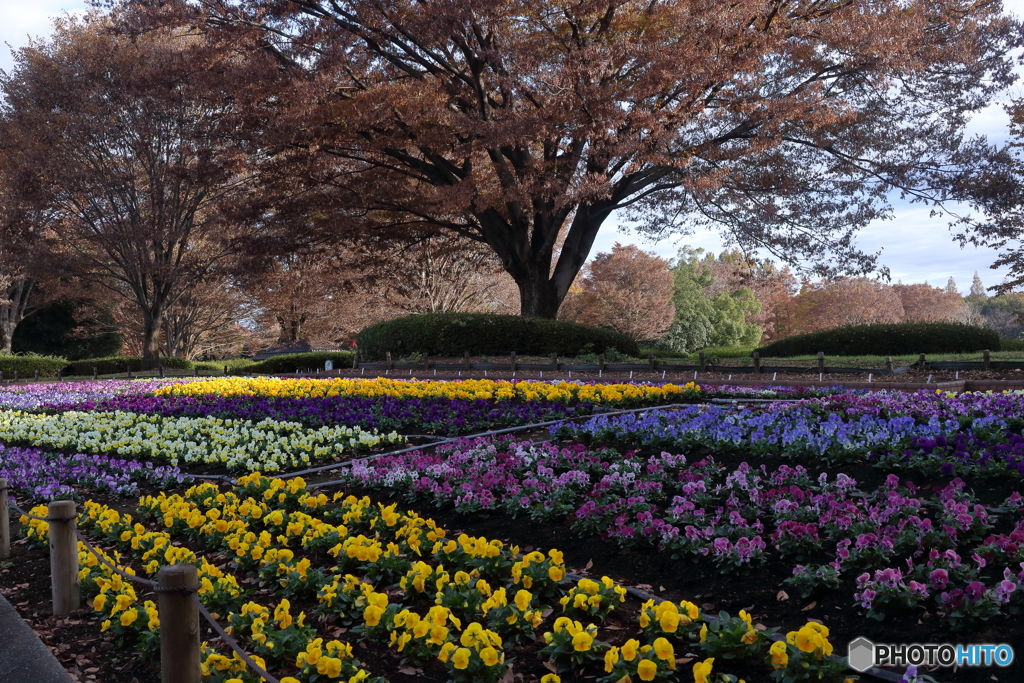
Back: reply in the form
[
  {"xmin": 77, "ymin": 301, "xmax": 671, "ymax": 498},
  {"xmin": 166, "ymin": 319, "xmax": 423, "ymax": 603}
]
[
  {"xmin": 698, "ymin": 352, "xmax": 707, "ymax": 372},
  {"xmin": 127, "ymin": 367, "xmax": 133, "ymax": 379},
  {"xmin": 0, "ymin": 479, "xmax": 10, "ymax": 560},
  {"xmin": 386, "ymin": 351, "xmax": 394, "ymax": 370},
  {"xmin": 57, "ymin": 368, "xmax": 62, "ymax": 381},
  {"xmin": 352, "ymin": 348, "xmax": 359, "ymax": 369},
  {"xmin": 34, "ymin": 370, "xmax": 39, "ymax": 381},
  {"xmin": 551, "ymin": 353, "xmax": 558, "ymax": 371},
  {"xmin": 159, "ymin": 364, "xmax": 165, "ymax": 378},
  {"xmin": 817, "ymin": 352, "xmax": 825, "ymax": 374},
  {"xmin": 984, "ymin": 349, "xmax": 991, "ymax": 370},
  {"xmin": 0, "ymin": 370, "xmax": 4, "ymax": 382},
  {"xmin": 598, "ymin": 353, "xmax": 605, "ymax": 372},
  {"xmin": 194, "ymin": 365, "xmax": 199, "ymax": 377},
  {"xmin": 93, "ymin": 367, "xmax": 98, "ymax": 380},
  {"xmin": 223, "ymin": 365, "xmax": 228, "ymax": 376},
  {"xmin": 463, "ymin": 352, "xmax": 471, "ymax": 370},
  {"xmin": 752, "ymin": 352, "xmax": 761, "ymax": 374},
  {"xmin": 423, "ymin": 354, "xmax": 431, "ymax": 371},
  {"xmin": 510, "ymin": 352, "xmax": 517, "ymax": 372},
  {"xmin": 48, "ymin": 500, "xmax": 79, "ymax": 616},
  {"xmin": 885, "ymin": 356, "xmax": 894, "ymax": 375},
  {"xmin": 648, "ymin": 352, "xmax": 656, "ymax": 371},
  {"xmin": 157, "ymin": 564, "xmax": 201, "ymax": 683},
  {"xmin": 919, "ymin": 353, "xmax": 926, "ymax": 368}
]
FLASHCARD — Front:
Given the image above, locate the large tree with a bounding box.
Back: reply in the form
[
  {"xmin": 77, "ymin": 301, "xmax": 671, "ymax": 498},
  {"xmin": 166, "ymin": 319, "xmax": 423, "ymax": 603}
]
[
  {"xmin": 136, "ymin": 0, "xmax": 1019, "ymax": 317},
  {"xmin": 0, "ymin": 15, "xmax": 263, "ymax": 366}
]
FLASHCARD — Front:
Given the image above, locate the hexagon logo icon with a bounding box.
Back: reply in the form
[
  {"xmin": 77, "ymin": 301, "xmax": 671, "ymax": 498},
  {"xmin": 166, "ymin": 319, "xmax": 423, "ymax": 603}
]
[{"xmin": 848, "ymin": 637, "xmax": 875, "ymax": 672}]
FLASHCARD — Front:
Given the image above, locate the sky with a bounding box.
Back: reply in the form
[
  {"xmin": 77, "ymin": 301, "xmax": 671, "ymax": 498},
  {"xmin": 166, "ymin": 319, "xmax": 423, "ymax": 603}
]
[{"xmin": 1, "ymin": 0, "xmax": 1022, "ymax": 296}]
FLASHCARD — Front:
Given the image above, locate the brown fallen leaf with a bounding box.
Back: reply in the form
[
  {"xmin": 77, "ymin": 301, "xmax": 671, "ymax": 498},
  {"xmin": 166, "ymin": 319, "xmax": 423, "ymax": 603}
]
[
  {"xmin": 397, "ymin": 667, "xmax": 422, "ymax": 676},
  {"xmin": 801, "ymin": 601, "xmax": 817, "ymax": 611},
  {"xmin": 776, "ymin": 590, "xmax": 790, "ymax": 601},
  {"xmin": 585, "ymin": 560, "xmax": 593, "ymax": 570},
  {"xmin": 676, "ymin": 657, "xmax": 695, "ymax": 665},
  {"xmin": 701, "ymin": 603, "xmax": 715, "ymax": 611},
  {"xmin": 543, "ymin": 661, "xmax": 558, "ymax": 673}
]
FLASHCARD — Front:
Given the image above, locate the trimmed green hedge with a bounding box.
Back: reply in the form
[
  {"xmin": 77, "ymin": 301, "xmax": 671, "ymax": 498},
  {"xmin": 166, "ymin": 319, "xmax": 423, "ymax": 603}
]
[
  {"xmin": 755, "ymin": 323, "xmax": 1001, "ymax": 358},
  {"xmin": 247, "ymin": 351, "xmax": 355, "ymax": 374},
  {"xmin": 0, "ymin": 354, "xmax": 69, "ymax": 377},
  {"xmin": 357, "ymin": 313, "xmax": 640, "ymax": 360},
  {"xmin": 1000, "ymin": 338, "xmax": 1024, "ymax": 352},
  {"xmin": 65, "ymin": 356, "xmax": 193, "ymax": 375}
]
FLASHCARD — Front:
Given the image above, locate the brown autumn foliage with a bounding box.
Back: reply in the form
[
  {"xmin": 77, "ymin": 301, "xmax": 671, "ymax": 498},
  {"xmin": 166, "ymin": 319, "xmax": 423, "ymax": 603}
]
[
  {"xmin": 787, "ymin": 277, "xmax": 906, "ymax": 334},
  {"xmin": 892, "ymin": 283, "xmax": 963, "ymax": 323},
  {"xmin": 0, "ymin": 16, "xmax": 266, "ymax": 366},
  {"xmin": 125, "ymin": 0, "xmax": 1019, "ymax": 319},
  {"xmin": 561, "ymin": 243, "xmax": 674, "ymax": 341}
]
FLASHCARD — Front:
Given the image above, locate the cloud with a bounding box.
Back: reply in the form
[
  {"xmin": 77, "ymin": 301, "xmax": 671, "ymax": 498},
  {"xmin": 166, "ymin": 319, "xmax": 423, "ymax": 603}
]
[{"xmin": 0, "ymin": 1, "xmax": 89, "ymax": 74}]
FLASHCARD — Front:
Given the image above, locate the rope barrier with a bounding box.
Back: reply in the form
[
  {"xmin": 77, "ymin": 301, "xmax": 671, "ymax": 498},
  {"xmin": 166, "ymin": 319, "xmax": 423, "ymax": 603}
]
[
  {"xmin": 71, "ymin": 526, "xmax": 158, "ymax": 589},
  {"xmin": 192, "ymin": 594, "xmax": 282, "ymax": 683},
  {"xmin": 8, "ymin": 496, "xmax": 280, "ymax": 683}
]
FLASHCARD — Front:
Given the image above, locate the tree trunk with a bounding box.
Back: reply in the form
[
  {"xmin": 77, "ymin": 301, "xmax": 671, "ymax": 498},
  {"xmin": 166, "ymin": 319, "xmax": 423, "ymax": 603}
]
[
  {"xmin": 516, "ymin": 276, "xmax": 563, "ymax": 318},
  {"xmin": 141, "ymin": 312, "xmax": 163, "ymax": 370}
]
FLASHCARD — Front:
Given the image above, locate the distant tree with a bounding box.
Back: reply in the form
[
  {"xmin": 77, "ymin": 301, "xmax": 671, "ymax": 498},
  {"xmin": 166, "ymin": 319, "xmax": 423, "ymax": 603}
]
[
  {"xmin": 387, "ymin": 235, "xmax": 519, "ymax": 316},
  {"xmin": 978, "ymin": 293, "xmax": 1024, "ymax": 338},
  {"xmin": 160, "ymin": 278, "xmax": 253, "ymax": 360},
  {"xmin": 945, "ymin": 277, "xmax": 960, "ymax": 295},
  {"xmin": 969, "ymin": 271, "xmax": 989, "ymax": 301},
  {"xmin": 892, "ymin": 283, "xmax": 962, "ymax": 323},
  {"xmin": 696, "ymin": 250, "xmax": 799, "ymax": 343},
  {"xmin": 788, "ymin": 278, "xmax": 904, "ymax": 333},
  {"xmin": 657, "ymin": 249, "xmax": 762, "ymax": 352},
  {"xmin": 0, "ymin": 16, "xmax": 262, "ymax": 367},
  {"xmin": 561, "ymin": 243, "xmax": 675, "ymax": 341}
]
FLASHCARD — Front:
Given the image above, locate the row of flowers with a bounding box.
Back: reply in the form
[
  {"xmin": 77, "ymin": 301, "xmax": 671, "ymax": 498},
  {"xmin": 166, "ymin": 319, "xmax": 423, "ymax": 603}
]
[
  {"xmin": 554, "ymin": 391, "xmax": 1024, "ymax": 477},
  {"xmin": 0, "ymin": 379, "xmax": 190, "ymax": 409},
  {"xmin": 21, "ymin": 473, "xmax": 850, "ymax": 682},
  {"xmin": 0, "ymin": 443, "xmax": 190, "ymax": 500},
  {"xmin": 335, "ymin": 436, "xmax": 1024, "ymax": 629},
  {"xmin": 0, "ymin": 410, "xmax": 402, "ymax": 472},
  {"xmin": 44, "ymin": 394, "xmax": 597, "ymax": 436},
  {"xmin": 152, "ymin": 377, "xmax": 705, "ymax": 405}
]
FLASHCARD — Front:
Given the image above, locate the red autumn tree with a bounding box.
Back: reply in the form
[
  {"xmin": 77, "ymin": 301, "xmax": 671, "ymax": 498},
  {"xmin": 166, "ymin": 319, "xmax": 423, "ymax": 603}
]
[
  {"xmin": 788, "ymin": 278, "xmax": 905, "ymax": 334},
  {"xmin": 892, "ymin": 283, "xmax": 962, "ymax": 323},
  {"xmin": 0, "ymin": 15, "xmax": 265, "ymax": 367},
  {"xmin": 128, "ymin": 0, "xmax": 1019, "ymax": 318},
  {"xmin": 561, "ymin": 243, "xmax": 674, "ymax": 341}
]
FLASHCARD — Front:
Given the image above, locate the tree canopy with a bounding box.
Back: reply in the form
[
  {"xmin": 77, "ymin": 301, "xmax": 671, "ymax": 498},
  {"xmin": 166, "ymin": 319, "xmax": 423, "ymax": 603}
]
[{"xmin": 124, "ymin": 0, "xmax": 1020, "ymax": 317}]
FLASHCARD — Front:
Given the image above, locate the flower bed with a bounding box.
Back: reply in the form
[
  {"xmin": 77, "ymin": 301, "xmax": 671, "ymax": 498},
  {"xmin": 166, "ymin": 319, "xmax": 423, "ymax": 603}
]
[
  {"xmin": 333, "ymin": 436, "xmax": 1024, "ymax": 629},
  {"xmin": 46, "ymin": 394, "xmax": 596, "ymax": 435},
  {"xmin": 0, "ymin": 378, "xmax": 192, "ymax": 410},
  {"xmin": 153, "ymin": 377, "xmax": 704, "ymax": 406},
  {"xmin": 19, "ymin": 474, "xmax": 844, "ymax": 683},
  {"xmin": 0, "ymin": 443, "xmax": 190, "ymax": 500},
  {"xmin": 556, "ymin": 391, "xmax": 1024, "ymax": 477},
  {"xmin": 0, "ymin": 410, "xmax": 403, "ymax": 472}
]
